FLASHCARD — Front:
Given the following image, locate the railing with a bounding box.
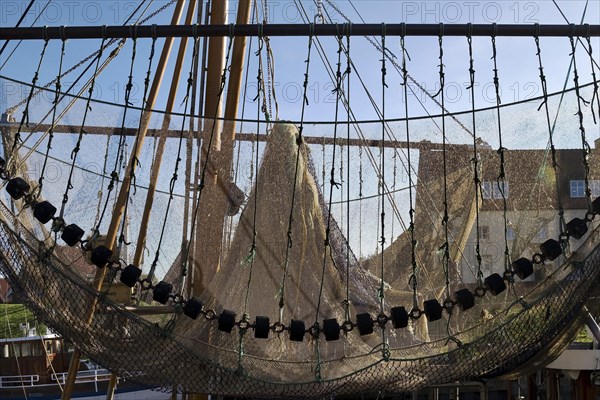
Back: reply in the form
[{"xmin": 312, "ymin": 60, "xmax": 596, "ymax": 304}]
[
  {"xmin": 52, "ymin": 369, "xmax": 113, "ymax": 393},
  {"xmin": 0, "ymin": 374, "xmax": 39, "ymax": 388}
]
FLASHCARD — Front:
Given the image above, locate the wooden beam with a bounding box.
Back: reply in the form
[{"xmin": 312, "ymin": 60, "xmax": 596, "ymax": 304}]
[{"xmin": 60, "ymin": 1, "xmax": 187, "ymax": 399}]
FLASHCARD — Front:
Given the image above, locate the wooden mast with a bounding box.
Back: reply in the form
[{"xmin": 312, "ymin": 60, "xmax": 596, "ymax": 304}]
[
  {"xmin": 132, "ymin": 0, "xmax": 198, "ymax": 268},
  {"xmin": 60, "ymin": 1, "xmax": 187, "ymax": 398},
  {"xmin": 191, "ymin": 0, "xmax": 252, "ymax": 295}
]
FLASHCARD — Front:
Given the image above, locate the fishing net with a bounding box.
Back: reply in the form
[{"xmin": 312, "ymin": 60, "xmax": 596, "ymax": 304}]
[{"xmin": 1, "ymin": 29, "xmax": 600, "ymax": 398}]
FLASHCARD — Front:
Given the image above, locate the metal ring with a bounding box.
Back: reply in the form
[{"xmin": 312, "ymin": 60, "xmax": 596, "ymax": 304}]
[
  {"xmin": 400, "ymin": 22, "xmax": 406, "ymax": 38},
  {"xmin": 475, "ymin": 286, "xmax": 487, "ymax": 297},
  {"xmin": 492, "ymin": 22, "xmax": 498, "ymax": 37},
  {"xmin": 381, "ymin": 22, "xmax": 386, "ymax": 37},
  {"xmin": 101, "ymin": 25, "xmax": 107, "ymax": 40},
  {"xmin": 43, "ymin": 26, "xmax": 49, "ymax": 42},
  {"xmin": 309, "ymin": 22, "xmax": 314, "ymax": 37},
  {"xmin": 409, "ymin": 308, "xmax": 422, "ymax": 320},
  {"xmin": 59, "ymin": 25, "xmax": 67, "ymax": 41},
  {"xmin": 204, "ymin": 309, "xmax": 216, "ymax": 320},
  {"xmin": 193, "ymin": 23, "xmax": 199, "ymax": 39},
  {"xmin": 257, "ymin": 22, "xmax": 263, "ymax": 39},
  {"xmin": 272, "ymin": 321, "xmax": 285, "ymax": 333},
  {"xmin": 570, "ymin": 23, "xmax": 575, "ymax": 37},
  {"xmin": 151, "ymin": 24, "xmax": 157, "ymax": 40},
  {"xmin": 229, "ymin": 23, "xmax": 235, "ymax": 38},
  {"xmin": 439, "ymin": 22, "xmax": 444, "ymax": 37},
  {"xmin": 532, "ymin": 253, "xmax": 544, "ymax": 264},
  {"xmin": 535, "ymin": 22, "xmax": 540, "ymax": 37},
  {"xmin": 341, "ymin": 320, "xmax": 354, "ymax": 333},
  {"xmin": 467, "ymin": 22, "xmax": 473, "ymax": 37}
]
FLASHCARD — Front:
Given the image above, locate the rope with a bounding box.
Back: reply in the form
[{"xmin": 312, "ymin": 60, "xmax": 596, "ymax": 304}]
[
  {"xmin": 181, "ymin": 27, "xmax": 236, "ymax": 291},
  {"xmin": 119, "ymin": 32, "xmax": 158, "ymax": 253},
  {"xmin": 434, "ymin": 28, "xmax": 451, "ymax": 303},
  {"xmin": 0, "ymin": 0, "xmax": 52, "ymax": 71},
  {"xmin": 344, "ymin": 30, "xmax": 351, "ymax": 323},
  {"xmin": 490, "ymin": 30, "xmax": 512, "ymax": 279},
  {"xmin": 534, "ymin": 31, "xmax": 567, "ymax": 244},
  {"xmin": 7, "ymin": 34, "xmax": 49, "ymax": 181},
  {"xmin": 278, "ymin": 24, "xmax": 314, "ymax": 322},
  {"xmin": 148, "ymin": 33, "xmax": 199, "ymax": 282},
  {"xmin": 58, "ymin": 32, "xmax": 107, "ymax": 220},
  {"xmin": 243, "ymin": 31, "xmax": 265, "ymax": 314},
  {"xmin": 467, "ymin": 26, "xmax": 484, "ymax": 286},
  {"xmin": 315, "ymin": 25, "xmax": 344, "ymax": 325},
  {"xmin": 378, "ymin": 24, "xmax": 387, "ymax": 319},
  {"xmin": 94, "ymin": 30, "xmax": 139, "ymax": 234},
  {"xmin": 568, "ymin": 30, "xmax": 593, "ymax": 215},
  {"xmin": 584, "ymin": 34, "xmax": 600, "ymax": 124}
]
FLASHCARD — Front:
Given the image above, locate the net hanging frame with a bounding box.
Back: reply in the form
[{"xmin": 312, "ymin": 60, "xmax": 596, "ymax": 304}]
[{"xmin": 3, "ymin": 18, "xmax": 600, "ymax": 399}]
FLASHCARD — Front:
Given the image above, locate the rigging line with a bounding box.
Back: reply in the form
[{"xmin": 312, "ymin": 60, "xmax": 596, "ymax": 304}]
[
  {"xmin": 569, "ymin": 32, "xmax": 594, "ymax": 215},
  {"xmin": 316, "ymin": 25, "xmax": 345, "ymax": 325},
  {"xmin": 552, "ymin": 0, "xmax": 600, "ymax": 71},
  {"xmin": 148, "ymin": 35, "xmax": 199, "ymax": 282},
  {"xmin": 278, "ymin": 24, "xmax": 314, "ymax": 323},
  {"xmin": 315, "ymin": 3, "xmax": 452, "ymax": 288},
  {"xmin": 586, "ymin": 35, "xmax": 600, "ymax": 123},
  {"xmin": 0, "ymin": 0, "xmax": 36, "ymax": 57},
  {"xmin": 0, "ymin": 0, "xmax": 52, "ymax": 70},
  {"xmin": 345, "ymin": 30, "xmax": 351, "ymax": 323},
  {"xmin": 58, "ymin": 34, "xmax": 107, "ymax": 220},
  {"xmin": 2, "ymin": 0, "xmax": 162, "ymax": 168},
  {"xmin": 378, "ymin": 24, "xmax": 387, "ymax": 316},
  {"xmin": 94, "ymin": 33, "xmax": 139, "ymax": 234},
  {"xmin": 4, "ymin": 0, "xmax": 167, "ymax": 114},
  {"xmin": 119, "ymin": 32, "xmax": 158, "ymax": 252},
  {"xmin": 490, "ymin": 32, "xmax": 512, "ymax": 278},
  {"xmin": 302, "ymin": 1, "xmax": 437, "ymax": 289},
  {"xmin": 2, "ymin": 73, "xmax": 596, "ymax": 126},
  {"xmin": 6, "ymin": 35, "xmax": 49, "ymax": 179},
  {"xmin": 181, "ymin": 27, "xmax": 235, "ymax": 293},
  {"xmin": 467, "ymin": 27, "xmax": 484, "ymax": 286},
  {"xmin": 243, "ymin": 28, "xmax": 263, "ymax": 316},
  {"xmin": 325, "ymin": 0, "xmax": 475, "ymax": 139},
  {"xmin": 435, "ymin": 31, "xmax": 450, "ymax": 303},
  {"xmin": 535, "ymin": 34, "xmax": 568, "ymax": 242}
]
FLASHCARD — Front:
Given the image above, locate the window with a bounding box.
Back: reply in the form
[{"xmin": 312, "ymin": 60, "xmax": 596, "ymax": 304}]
[
  {"xmin": 482, "ymin": 181, "xmax": 509, "ymax": 199},
  {"xmin": 479, "ymin": 226, "xmax": 490, "ymax": 240},
  {"xmin": 570, "ymin": 180, "xmax": 600, "ymax": 198}
]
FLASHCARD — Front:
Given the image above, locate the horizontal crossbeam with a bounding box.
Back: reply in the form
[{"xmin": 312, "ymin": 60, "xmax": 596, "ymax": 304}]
[
  {"xmin": 1, "ymin": 23, "xmax": 599, "ymax": 41},
  {"xmin": 0, "ymin": 121, "xmax": 470, "ymax": 150}
]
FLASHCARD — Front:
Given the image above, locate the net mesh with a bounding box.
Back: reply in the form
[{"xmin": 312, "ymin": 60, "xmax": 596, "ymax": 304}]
[{"xmin": 1, "ymin": 33, "xmax": 600, "ymax": 398}]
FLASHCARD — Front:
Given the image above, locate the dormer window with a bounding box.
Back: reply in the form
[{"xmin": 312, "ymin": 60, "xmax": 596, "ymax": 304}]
[
  {"xmin": 482, "ymin": 181, "xmax": 509, "ymax": 199},
  {"xmin": 570, "ymin": 180, "xmax": 600, "ymax": 198}
]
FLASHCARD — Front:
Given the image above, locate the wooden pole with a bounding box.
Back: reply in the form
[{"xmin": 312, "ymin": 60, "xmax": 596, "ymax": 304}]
[
  {"xmin": 60, "ymin": 2, "xmax": 187, "ymax": 399},
  {"xmin": 189, "ymin": 0, "xmax": 227, "ymax": 295},
  {"xmin": 192, "ymin": 0, "xmax": 251, "ymax": 294},
  {"xmin": 132, "ymin": 0, "xmax": 198, "ymax": 267}
]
